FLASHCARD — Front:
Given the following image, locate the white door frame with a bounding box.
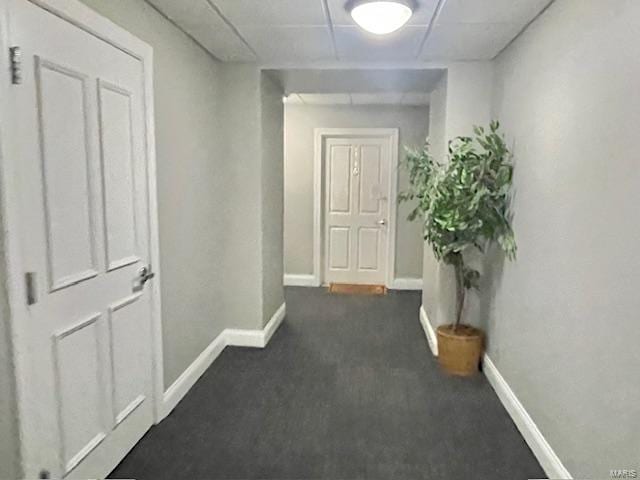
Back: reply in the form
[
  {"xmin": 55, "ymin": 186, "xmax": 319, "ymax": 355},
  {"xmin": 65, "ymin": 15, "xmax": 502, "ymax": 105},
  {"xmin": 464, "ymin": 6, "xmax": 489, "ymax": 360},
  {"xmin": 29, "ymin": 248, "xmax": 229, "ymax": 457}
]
[
  {"xmin": 0, "ymin": 0, "xmax": 165, "ymax": 471},
  {"xmin": 313, "ymin": 128, "xmax": 399, "ymax": 288}
]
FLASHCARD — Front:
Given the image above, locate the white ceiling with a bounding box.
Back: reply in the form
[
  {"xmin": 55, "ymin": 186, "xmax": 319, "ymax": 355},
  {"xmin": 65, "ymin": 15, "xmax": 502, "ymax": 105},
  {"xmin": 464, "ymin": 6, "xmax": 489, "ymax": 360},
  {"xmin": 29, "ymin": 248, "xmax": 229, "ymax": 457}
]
[{"xmin": 147, "ymin": 0, "xmax": 554, "ymax": 64}]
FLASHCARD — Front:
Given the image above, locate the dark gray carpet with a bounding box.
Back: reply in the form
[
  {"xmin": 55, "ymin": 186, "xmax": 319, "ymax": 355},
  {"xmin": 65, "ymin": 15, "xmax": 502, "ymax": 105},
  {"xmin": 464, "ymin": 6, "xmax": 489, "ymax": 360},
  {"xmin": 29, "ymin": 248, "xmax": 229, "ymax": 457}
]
[{"xmin": 110, "ymin": 287, "xmax": 545, "ymax": 480}]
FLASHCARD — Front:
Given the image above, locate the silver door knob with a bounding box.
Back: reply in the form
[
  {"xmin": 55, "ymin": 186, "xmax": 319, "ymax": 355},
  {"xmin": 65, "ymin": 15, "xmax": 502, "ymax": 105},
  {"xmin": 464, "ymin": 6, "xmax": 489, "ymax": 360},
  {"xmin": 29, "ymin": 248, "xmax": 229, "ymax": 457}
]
[
  {"xmin": 133, "ymin": 265, "xmax": 155, "ymax": 292},
  {"xmin": 377, "ymin": 219, "xmax": 387, "ymax": 226},
  {"xmin": 138, "ymin": 265, "xmax": 155, "ymax": 285}
]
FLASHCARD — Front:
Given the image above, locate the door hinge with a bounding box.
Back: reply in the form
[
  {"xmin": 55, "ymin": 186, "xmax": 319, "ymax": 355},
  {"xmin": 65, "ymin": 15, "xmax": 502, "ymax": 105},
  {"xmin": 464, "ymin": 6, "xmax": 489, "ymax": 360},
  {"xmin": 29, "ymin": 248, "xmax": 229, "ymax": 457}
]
[
  {"xmin": 9, "ymin": 46, "xmax": 22, "ymax": 85},
  {"xmin": 25, "ymin": 272, "xmax": 37, "ymax": 306}
]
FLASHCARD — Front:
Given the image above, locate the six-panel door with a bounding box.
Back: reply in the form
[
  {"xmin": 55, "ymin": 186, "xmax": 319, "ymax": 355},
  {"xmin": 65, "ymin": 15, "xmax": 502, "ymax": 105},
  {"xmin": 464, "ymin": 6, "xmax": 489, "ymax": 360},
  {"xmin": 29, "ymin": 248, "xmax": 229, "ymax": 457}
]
[
  {"xmin": 324, "ymin": 137, "xmax": 390, "ymax": 285},
  {"xmin": 10, "ymin": 0, "xmax": 155, "ymax": 477}
]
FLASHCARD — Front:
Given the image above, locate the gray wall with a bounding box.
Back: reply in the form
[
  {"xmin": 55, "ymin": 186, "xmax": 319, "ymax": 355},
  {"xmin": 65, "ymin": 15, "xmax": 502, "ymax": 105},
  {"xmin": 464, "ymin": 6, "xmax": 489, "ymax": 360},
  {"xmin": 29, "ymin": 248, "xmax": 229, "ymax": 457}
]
[
  {"xmin": 488, "ymin": 0, "xmax": 640, "ymax": 476},
  {"xmin": 420, "ymin": 2, "xmax": 640, "ymax": 477},
  {"xmin": 284, "ymin": 104, "xmax": 429, "ymax": 279},
  {"xmin": 260, "ymin": 74, "xmax": 285, "ymax": 325},
  {"xmin": 218, "ymin": 65, "xmax": 264, "ymax": 332},
  {"xmin": 215, "ymin": 65, "xmax": 286, "ymax": 329}
]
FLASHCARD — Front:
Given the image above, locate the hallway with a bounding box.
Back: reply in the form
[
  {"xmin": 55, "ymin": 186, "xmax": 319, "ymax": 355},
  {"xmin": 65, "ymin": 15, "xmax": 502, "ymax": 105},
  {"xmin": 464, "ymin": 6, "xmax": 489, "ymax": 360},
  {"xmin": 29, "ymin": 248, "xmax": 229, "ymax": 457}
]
[{"xmin": 110, "ymin": 288, "xmax": 544, "ymax": 479}]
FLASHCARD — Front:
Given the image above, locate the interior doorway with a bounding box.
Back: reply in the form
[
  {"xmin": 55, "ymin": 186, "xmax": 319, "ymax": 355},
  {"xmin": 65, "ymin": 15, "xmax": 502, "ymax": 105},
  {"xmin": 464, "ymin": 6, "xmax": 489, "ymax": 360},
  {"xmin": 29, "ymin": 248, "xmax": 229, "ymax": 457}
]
[
  {"xmin": 316, "ymin": 129, "xmax": 399, "ymax": 287},
  {"xmin": 277, "ymin": 71, "xmax": 437, "ymax": 291}
]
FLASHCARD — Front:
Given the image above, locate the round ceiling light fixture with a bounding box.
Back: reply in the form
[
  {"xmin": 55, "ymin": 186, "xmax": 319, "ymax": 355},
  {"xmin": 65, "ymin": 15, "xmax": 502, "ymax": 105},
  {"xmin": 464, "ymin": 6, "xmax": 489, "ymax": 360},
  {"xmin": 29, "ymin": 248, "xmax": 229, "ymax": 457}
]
[{"xmin": 347, "ymin": 0, "xmax": 415, "ymax": 35}]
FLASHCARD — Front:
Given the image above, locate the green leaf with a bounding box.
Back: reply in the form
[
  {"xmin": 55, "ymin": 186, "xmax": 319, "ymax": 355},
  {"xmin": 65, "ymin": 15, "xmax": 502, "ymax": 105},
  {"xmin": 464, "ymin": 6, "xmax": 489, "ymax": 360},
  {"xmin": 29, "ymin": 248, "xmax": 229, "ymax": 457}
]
[{"xmin": 397, "ymin": 121, "xmax": 517, "ymax": 298}]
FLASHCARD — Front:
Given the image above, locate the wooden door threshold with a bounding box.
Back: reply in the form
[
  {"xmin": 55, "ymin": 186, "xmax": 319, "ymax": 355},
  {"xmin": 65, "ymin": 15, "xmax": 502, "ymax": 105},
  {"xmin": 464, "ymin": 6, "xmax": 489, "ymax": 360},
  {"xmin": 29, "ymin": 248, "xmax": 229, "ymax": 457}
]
[{"xmin": 328, "ymin": 283, "xmax": 387, "ymax": 295}]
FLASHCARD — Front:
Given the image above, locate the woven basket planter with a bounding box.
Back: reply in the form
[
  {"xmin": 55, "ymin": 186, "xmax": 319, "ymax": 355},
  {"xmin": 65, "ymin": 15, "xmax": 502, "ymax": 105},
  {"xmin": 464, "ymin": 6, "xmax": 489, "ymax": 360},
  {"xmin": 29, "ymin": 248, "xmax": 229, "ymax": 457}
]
[{"xmin": 436, "ymin": 325, "xmax": 484, "ymax": 376}]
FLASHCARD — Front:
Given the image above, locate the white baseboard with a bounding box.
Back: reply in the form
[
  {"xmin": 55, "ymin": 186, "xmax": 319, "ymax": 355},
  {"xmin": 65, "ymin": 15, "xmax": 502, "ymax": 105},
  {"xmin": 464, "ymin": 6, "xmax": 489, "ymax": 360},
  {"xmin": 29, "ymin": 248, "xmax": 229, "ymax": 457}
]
[
  {"xmin": 390, "ymin": 278, "xmax": 423, "ymax": 290},
  {"xmin": 283, "ymin": 274, "xmax": 317, "ymax": 287},
  {"xmin": 226, "ymin": 302, "xmax": 286, "ymax": 348},
  {"xmin": 263, "ymin": 302, "xmax": 287, "ymax": 345},
  {"xmin": 162, "ymin": 332, "xmax": 227, "ymax": 419},
  {"xmin": 483, "ymin": 355, "xmax": 572, "ymax": 479},
  {"xmin": 224, "ymin": 328, "xmax": 265, "ymax": 348},
  {"xmin": 161, "ymin": 302, "xmax": 286, "ymax": 419},
  {"xmin": 419, "ymin": 304, "xmax": 571, "ymax": 479},
  {"xmin": 419, "ymin": 305, "xmax": 438, "ymax": 356}
]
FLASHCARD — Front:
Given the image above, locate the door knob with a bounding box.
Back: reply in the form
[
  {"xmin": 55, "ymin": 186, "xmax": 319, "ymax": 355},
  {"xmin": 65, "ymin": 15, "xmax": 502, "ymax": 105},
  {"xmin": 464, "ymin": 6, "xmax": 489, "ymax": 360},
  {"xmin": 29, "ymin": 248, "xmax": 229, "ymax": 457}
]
[
  {"xmin": 133, "ymin": 265, "xmax": 155, "ymax": 292},
  {"xmin": 377, "ymin": 219, "xmax": 387, "ymax": 226},
  {"xmin": 139, "ymin": 265, "xmax": 155, "ymax": 284}
]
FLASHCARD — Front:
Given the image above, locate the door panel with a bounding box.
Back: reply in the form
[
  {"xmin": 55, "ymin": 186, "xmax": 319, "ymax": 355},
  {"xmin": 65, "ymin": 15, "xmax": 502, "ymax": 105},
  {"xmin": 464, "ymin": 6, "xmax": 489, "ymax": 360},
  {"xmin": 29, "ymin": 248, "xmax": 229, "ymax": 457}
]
[
  {"xmin": 328, "ymin": 144, "xmax": 351, "ymax": 213},
  {"xmin": 328, "ymin": 227, "xmax": 350, "ymax": 270},
  {"xmin": 358, "ymin": 144, "xmax": 382, "ymax": 214},
  {"xmin": 52, "ymin": 314, "xmax": 106, "ymax": 474},
  {"xmin": 97, "ymin": 80, "xmax": 139, "ymax": 272},
  {"xmin": 108, "ymin": 293, "xmax": 147, "ymax": 426},
  {"xmin": 36, "ymin": 58, "xmax": 98, "ymax": 291},
  {"xmin": 9, "ymin": 1, "xmax": 156, "ymax": 477},
  {"xmin": 357, "ymin": 227, "xmax": 380, "ymax": 271},
  {"xmin": 324, "ymin": 137, "xmax": 390, "ymax": 285}
]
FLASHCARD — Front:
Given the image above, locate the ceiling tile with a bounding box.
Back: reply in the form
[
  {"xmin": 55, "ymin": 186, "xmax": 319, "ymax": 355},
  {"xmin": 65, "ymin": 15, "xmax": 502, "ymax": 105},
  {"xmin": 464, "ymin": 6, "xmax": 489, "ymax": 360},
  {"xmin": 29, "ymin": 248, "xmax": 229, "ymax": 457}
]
[
  {"xmin": 298, "ymin": 94, "xmax": 352, "ymax": 105},
  {"xmin": 149, "ymin": 0, "xmax": 548, "ymax": 63},
  {"xmin": 327, "ymin": 0, "xmax": 439, "ymax": 26},
  {"xmin": 334, "ymin": 26, "xmax": 426, "ymax": 61},
  {"xmin": 213, "ymin": 0, "xmax": 327, "ymax": 26},
  {"xmin": 421, "ymin": 23, "xmax": 523, "ymax": 60},
  {"xmin": 436, "ymin": 0, "xmax": 551, "ymax": 25},
  {"xmin": 241, "ymin": 26, "xmax": 336, "ymax": 62},
  {"xmin": 147, "ymin": 0, "xmax": 256, "ymax": 61}
]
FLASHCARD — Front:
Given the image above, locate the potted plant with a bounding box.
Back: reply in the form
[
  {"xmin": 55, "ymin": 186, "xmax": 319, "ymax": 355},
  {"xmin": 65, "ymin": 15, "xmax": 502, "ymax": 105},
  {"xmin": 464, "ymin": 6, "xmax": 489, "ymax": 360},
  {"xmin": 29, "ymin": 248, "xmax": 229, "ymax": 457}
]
[{"xmin": 400, "ymin": 121, "xmax": 517, "ymax": 376}]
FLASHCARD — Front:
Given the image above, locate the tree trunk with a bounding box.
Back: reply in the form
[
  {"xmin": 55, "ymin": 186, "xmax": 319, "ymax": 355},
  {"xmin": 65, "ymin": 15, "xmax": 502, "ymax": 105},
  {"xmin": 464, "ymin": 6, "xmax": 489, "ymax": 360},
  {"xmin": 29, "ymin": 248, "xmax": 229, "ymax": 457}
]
[{"xmin": 453, "ymin": 253, "xmax": 466, "ymax": 330}]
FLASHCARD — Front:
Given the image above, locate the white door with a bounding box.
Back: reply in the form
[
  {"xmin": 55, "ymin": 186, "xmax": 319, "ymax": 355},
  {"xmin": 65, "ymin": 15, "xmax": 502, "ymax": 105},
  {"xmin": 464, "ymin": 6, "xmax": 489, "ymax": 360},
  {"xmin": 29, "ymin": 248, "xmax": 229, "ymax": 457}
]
[
  {"xmin": 324, "ymin": 136, "xmax": 390, "ymax": 285},
  {"xmin": 8, "ymin": 1, "xmax": 156, "ymax": 478}
]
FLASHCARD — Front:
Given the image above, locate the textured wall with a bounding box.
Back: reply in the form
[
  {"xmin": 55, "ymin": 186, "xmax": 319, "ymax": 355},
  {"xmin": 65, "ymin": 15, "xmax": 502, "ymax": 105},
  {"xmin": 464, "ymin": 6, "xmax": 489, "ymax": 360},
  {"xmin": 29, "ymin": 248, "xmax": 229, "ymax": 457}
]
[
  {"xmin": 421, "ymin": 2, "xmax": 640, "ymax": 477},
  {"xmin": 487, "ymin": 0, "xmax": 640, "ymax": 476},
  {"xmin": 260, "ymin": 73, "xmax": 285, "ymax": 325}
]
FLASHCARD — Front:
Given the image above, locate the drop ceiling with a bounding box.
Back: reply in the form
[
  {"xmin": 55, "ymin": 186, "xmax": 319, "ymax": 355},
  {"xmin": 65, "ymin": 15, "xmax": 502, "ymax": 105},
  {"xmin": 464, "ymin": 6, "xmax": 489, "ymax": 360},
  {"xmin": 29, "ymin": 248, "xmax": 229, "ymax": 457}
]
[{"xmin": 147, "ymin": 0, "xmax": 554, "ymax": 65}]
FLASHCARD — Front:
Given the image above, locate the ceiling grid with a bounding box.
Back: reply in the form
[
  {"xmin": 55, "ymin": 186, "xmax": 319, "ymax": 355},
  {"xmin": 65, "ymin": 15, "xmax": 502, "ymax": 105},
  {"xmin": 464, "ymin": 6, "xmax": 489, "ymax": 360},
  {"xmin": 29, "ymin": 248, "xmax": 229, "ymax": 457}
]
[
  {"xmin": 204, "ymin": 0, "xmax": 259, "ymax": 58},
  {"xmin": 320, "ymin": 0, "xmax": 340, "ymax": 60},
  {"xmin": 146, "ymin": 0, "xmax": 554, "ymax": 65}
]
